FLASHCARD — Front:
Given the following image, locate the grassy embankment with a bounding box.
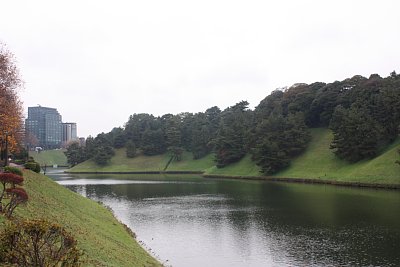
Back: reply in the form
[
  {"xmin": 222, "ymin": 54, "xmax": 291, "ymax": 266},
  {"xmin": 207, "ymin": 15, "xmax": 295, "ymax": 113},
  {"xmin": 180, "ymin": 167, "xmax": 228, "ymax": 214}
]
[
  {"xmin": 206, "ymin": 128, "xmax": 400, "ymax": 184},
  {"xmin": 273, "ymin": 128, "xmax": 400, "ymax": 184},
  {"xmin": 0, "ymin": 170, "xmax": 161, "ymax": 267},
  {"xmin": 29, "ymin": 149, "xmax": 68, "ymax": 166},
  {"xmin": 68, "ymin": 128, "xmax": 400, "ymax": 184},
  {"xmin": 68, "ymin": 150, "xmax": 215, "ymax": 173}
]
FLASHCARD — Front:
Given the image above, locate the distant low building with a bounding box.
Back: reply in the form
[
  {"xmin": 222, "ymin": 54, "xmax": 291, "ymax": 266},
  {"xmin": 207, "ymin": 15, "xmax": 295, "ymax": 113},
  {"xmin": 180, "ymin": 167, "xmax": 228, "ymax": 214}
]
[{"xmin": 62, "ymin": 122, "xmax": 78, "ymax": 147}]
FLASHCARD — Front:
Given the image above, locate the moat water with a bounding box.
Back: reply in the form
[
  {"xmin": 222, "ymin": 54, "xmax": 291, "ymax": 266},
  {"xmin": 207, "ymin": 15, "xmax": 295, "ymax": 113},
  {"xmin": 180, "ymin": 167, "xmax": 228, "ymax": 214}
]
[{"xmin": 49, "ymin": 170, "xmax": 400, "ymax": 267}]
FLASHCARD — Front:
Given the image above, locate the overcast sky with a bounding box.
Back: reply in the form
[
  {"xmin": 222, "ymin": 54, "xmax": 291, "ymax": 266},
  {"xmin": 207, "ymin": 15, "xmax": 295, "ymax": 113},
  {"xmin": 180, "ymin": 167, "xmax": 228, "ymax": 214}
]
[{"xmin": 1, "ymin": 0, "xmax": 399, "ymax": 137}]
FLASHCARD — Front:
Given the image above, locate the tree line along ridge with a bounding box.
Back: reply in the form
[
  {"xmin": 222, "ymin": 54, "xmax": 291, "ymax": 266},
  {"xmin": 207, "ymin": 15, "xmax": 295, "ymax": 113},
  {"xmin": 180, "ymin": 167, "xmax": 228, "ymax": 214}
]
[{"xmin": 65, "ymin": 72, "xmax": 400, "ymax": 175}]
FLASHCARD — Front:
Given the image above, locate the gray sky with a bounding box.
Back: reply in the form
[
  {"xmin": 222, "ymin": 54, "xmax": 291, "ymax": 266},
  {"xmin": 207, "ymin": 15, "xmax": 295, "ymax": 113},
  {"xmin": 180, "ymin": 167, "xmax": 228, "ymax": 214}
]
[{"xmin": 1, "ymin": 0, "xmax": 400, "ymax": 137}]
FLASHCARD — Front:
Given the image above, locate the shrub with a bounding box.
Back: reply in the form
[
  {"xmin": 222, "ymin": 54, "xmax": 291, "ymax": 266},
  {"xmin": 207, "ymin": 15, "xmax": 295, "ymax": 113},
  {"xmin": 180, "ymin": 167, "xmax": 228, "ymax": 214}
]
[
  {"xmin": 4, "ymin": 166, "xmax": 23, "ymax": 176},
  {"xmin": 13, "ymin": 159, "xmax": 25, "ymax": 165},
  {"xmin": 4, "ymin": 187, "xmax": 28, "ymax": 218},
  {"xmin": 0, "ymin": 219, "xmax": 82, "ymax": 266},
  {"xmin": 0, "ymin": 173, "xmax": 25, "ymax": 215},
  {"xmin": 0, "ymin": 173, "xmax": 24, "ymax": 187},
  {"xmin": 24, "ymin": 161, "xmax": 40, "ymax": 173}
]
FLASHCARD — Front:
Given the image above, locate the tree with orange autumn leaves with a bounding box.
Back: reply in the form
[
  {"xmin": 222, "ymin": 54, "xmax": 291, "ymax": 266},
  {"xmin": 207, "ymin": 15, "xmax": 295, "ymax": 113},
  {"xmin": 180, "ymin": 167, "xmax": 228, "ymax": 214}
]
[{"xmin": 0, "ymin": 42, "xmax": 24, "ymax": 163}]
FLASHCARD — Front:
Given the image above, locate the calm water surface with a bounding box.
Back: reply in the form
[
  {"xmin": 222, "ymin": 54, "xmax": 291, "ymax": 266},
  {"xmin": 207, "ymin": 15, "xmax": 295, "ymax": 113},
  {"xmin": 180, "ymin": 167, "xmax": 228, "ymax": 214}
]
[{"xmin": 49, "ymin": 170, "xmax": 400, "ymax": 267}]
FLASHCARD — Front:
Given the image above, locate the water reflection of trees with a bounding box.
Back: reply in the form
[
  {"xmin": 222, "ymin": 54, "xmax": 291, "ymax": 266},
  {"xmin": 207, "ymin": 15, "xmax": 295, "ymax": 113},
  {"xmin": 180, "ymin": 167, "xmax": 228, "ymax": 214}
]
[
  {"xmin": 67, "ymin": 178, "xmax": 400, "ymax": 267},
  {"xmin": 219, "ymin": 180, "xmax": 400, "ymax": 267}
]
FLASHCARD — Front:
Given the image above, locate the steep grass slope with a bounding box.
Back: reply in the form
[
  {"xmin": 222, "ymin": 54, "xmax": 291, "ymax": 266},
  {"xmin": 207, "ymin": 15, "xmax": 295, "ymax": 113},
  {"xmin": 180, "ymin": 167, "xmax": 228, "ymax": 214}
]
[
  {"xmin": 29, "ymin": 149, "xmax": 68, "ymax": 166},
  {"xmin": 69, "ymin": 148, "xmax": 168, "ymax": 172},
  {"xmin": 0, "ymin": 170, "xmax": 160, "ymax": 267},
  {"xmin": 204, "ymin": 154, "xmax": 262, "ymax": 176},
  {"xmin": 69, "ymin": 128, "xmax": 399, "ymax": 184},
  {"xmin": 274, "ymin": 128, "xmax": 400, "ymax": 184},
  {"xmin": 69, "ymin": 149, "xmax": 214, "ymax": 172}
]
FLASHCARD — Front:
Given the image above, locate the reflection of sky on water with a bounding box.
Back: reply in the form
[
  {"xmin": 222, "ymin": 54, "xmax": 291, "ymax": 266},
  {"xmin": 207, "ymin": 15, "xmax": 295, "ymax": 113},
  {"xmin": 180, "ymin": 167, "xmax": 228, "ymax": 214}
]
[
  {"xmin": 60, "ymin": 177, "xmax": 400, "ymax": 267},
  {"xmin": 90, "ymin": 191, "xmax": 280, "ymax": 267},
  {"xmin": 58, "ymin": 179, "xmax": 197, "ymax": 186}
]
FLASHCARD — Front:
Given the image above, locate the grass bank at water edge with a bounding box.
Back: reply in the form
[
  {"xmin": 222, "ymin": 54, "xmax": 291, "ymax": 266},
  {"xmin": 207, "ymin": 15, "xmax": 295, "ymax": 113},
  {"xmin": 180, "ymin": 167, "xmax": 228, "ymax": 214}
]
[
  {"xmin": 69, "ymin": 149, "xmax": 215, "ymax": 173},
  {"xmin": 29, "ymin": 149, "xmax": 68, "ymax": 166},
  {"xmin": 273, "ymin": 128, "xmax": 400, "ymax": 185},
  {"xmin": 69, "ymin": 128, "xmax": 400, "ymax": 185},
  {"xmin": 0, "ymin": 170, "xmax": 161, "ymax": 267}
]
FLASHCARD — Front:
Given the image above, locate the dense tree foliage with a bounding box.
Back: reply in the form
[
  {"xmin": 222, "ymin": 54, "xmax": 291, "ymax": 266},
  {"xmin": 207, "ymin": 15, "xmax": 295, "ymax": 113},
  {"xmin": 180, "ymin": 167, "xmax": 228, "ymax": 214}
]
[
  {"xmin": 64, "ymin": 134, "xmax": 115, "ymax": 166},
  {"xmin": 64, "ymin": 142, "xmax": 86, "ymax": 166},
  {"xmin": 330, "ymin": 105, "xmax": 379, "ymax": 162},
  {"xmin": 125, "ymin": 140, "xmax": 136, "ymax": 158},
  {"xmin": 329, "ymin": 73, "xmax": 400, "ymax": 161},
  {"xmin": 110, "ymin": 127, "xmax": 126, "ymax": 149},
  {"xmin": 213, "ymin": 101, "xmax": 251, "ymax": 167},
  {"xmin": 252, "ymin": 90, "xmax": 311, "ymax": 174},
  {"xmin": 90, "ymin": 133, "xmax": 115, "ymax": 165},
  {"xmin": 72, "ymin": 72, "xmax": 399, "ymax": 172}
]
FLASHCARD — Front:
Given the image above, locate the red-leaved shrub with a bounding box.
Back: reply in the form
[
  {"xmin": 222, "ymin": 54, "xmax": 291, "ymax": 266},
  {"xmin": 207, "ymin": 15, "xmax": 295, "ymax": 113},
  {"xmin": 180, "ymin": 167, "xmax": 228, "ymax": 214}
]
[{"xmin": 0, "ymin": 173, "xmax": 26, "ymax": 217}]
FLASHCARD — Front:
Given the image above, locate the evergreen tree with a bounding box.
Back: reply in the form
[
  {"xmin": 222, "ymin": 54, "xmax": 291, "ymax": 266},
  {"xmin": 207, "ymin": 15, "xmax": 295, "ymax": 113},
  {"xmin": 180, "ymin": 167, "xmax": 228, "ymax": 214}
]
[
  {"xmin": 93, "ymin": 146, "xmax": 113, "ymax": 166},
  {"xmin": 252, "ymin": 115, "xmax": 286, "ymax": 174},
  {"xmin": 213, "ymin": 101, "xmax": 250, "ymax": 168},
  {"xmin": 141, "ymin": 128, "xmax": 166, "ymax": 155},
  {"xmin": 191, "ymin": 124, "xmax": 211, "ymax": 159},
  {"xmin": 110, "ymin": 127, "xmax": 126, "ymax": 148},
  {"xmin": 251, "ymin": 113, "xmax": 309, "ymax": 175},
  {"xmin": 179, "ymin": 112, "xmax": 195, "ymax": 150},
  {"xmin": 90, "ymin": 133, "xmax": 115, "ymax": 166},
  {"xmin": 205, "ymin": 106, "xmax": 221, "ymax": 138},
  {"xmin": 309, "ymin": 81, "xmax": 344, "ymax": 127},
  {"xmin": 125, "ymin": 113, "xmax": 156, "ymax": 148},
  {"xmin": 84, "ymin": 136, "xmax": 96, "ymax": 159},
  {"xmin": 188, "ymin": 113, "xmax": 210, "ymax": 159},
  {"xmin": 330, "ymin": 105, "xmax": 380, "ymax": 162},
  {"xmin": 125, "ymin": 140, "xmax": 136, "ymax": 158},
  {"xmin": 64, "ymin": 142, "xmax": 86, "ymax": 166},
  {"xmin": 214, "ymin": 122, "xmax": 246, "ymax": 167},
  {"xmin": 253, "ymin": 138, "xmax": 290, "ymax": 175},
  {"xmin": 165, "ymin": 115, "xmax": 182, "ymax": 148},
  {"xmin": 84, "ymin": 71, "xmax": 399, "ymax": 170}
]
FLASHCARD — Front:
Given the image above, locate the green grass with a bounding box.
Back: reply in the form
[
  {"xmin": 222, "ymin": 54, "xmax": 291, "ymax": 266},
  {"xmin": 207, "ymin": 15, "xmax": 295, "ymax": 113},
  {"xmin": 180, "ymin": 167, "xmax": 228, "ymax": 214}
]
[
  {"xmin": 204, "ymin": 154, "xmax": 262, "ymax": 176},
  {"xmin": 29, "ymin": 149, "xmax": 68, "ymax": 166},
  {"xmin": 69, "ymin": 149, "xmax": 215, "ymax": 173},
  {"xmin": 274, "ymin": 128, "xmax": 400, "ymax": 184},
  {"xmin": 69, "ymin": 149, "xmax": 168, "ymax": 172},
  {"xmin": 0, "ymin": 171, "xmax": 161, "ymax": 267},
  {"xmin": 69, "ymin": 129, "xmax": 400, "ymax": 185},
  {"xmin": 167, "ymin": 152, "xmax": 215, "ymax": 171}
]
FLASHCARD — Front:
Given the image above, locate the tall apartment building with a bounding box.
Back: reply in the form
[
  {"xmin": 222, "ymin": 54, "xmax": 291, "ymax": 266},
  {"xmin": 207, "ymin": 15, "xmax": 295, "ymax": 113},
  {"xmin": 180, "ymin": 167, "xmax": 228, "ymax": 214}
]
[
  {"xmin": 62, "ymin": 122, "xmax": 78, "ymax": 146},
  {"xmin": 25, "ymin": 106, "xmax": 63, "ymax": 149}
]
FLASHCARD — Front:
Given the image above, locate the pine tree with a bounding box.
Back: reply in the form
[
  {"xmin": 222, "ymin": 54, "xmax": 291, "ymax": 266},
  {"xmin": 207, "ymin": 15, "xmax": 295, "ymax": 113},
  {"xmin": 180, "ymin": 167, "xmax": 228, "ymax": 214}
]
[
  {"xmin": 126, "ymin": 140, "xmax": 136, "ymax": 158},
  {"xmin": 213, "ymin": 101, "xmax": 250, "ymax": 168},
  {"xmin": 330, "ymin": 105, "xmax": 380, "ymax": 162}
]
